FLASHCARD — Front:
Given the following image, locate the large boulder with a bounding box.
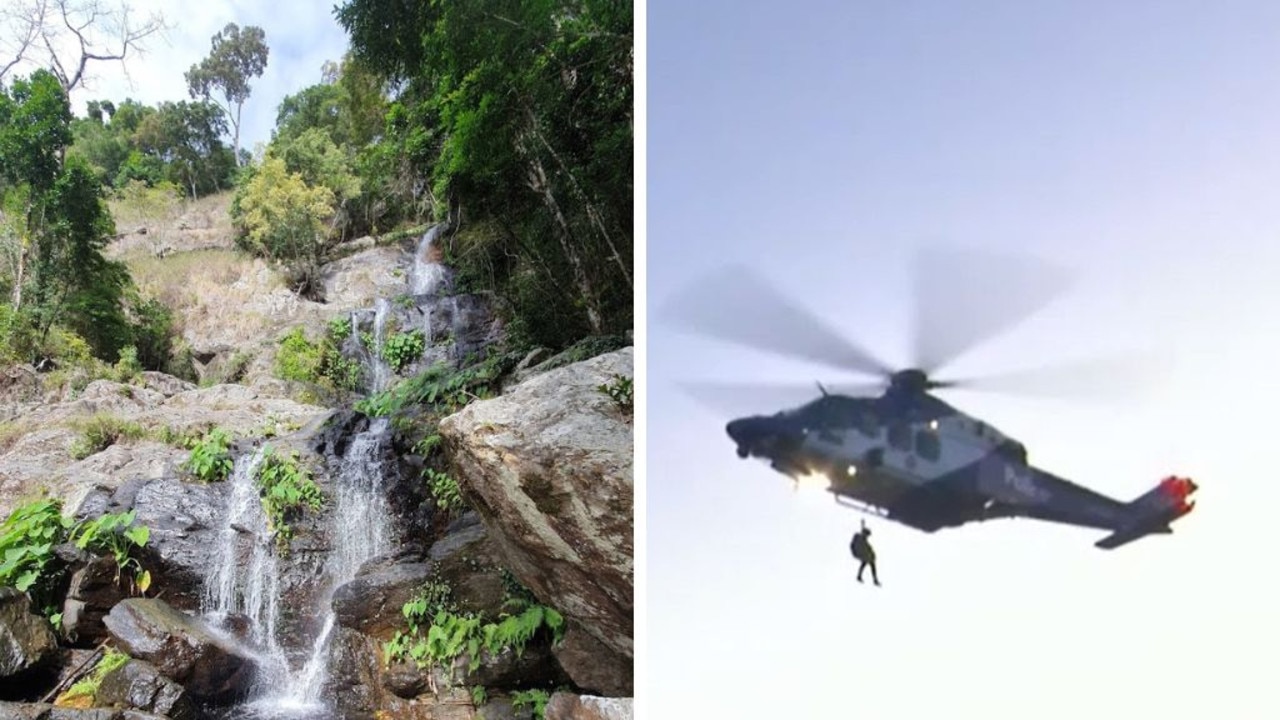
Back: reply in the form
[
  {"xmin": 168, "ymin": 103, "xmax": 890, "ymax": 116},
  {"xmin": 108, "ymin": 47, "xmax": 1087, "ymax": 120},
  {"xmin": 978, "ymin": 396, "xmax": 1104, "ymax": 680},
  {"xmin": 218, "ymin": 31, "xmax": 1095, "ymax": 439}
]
[
  {"xmin": 95, "ymin": 660, "xmax": 197, "ymax": 720},
  {"xmin": 74, "ymin": 478, "xmax": 228, "ymax": 613},
  {"xmin": 0, "ymin": 588, "xmax": 58, "ymax": 684},
  {"xmin": 545, "ymin": 693, "xmax": 633, "ymax": 720},
  {"xmin": 101, "ymin": 599, "xmax": 257, "ymax": 704},
  {"xmin": 439, "ymin": 348, "xmax": 633, "ymax": 695}
]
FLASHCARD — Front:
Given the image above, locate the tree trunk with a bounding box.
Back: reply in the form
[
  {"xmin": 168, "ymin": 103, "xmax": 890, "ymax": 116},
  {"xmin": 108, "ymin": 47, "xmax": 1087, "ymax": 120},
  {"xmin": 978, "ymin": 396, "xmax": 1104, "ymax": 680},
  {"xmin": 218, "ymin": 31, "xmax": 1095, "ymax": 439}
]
[
  {"xmin": 520, "ymin": 140, "xmax": 603, "ymax": 335},
  {"xmin": 525, "ymin": 107, "xmax": 631, "ymax": 289}
]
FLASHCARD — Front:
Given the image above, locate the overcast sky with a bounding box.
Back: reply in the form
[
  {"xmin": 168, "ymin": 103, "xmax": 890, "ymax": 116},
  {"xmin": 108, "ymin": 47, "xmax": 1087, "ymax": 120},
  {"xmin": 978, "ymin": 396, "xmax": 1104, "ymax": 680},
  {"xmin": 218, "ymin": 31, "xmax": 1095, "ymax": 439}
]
[
  {"xmin": 2, "ymin": 0, "xmax": 351, "ymax": 150},
  {"xmin": 648, "ymin": 1, "xmax": 1280, "ymax": 718}
]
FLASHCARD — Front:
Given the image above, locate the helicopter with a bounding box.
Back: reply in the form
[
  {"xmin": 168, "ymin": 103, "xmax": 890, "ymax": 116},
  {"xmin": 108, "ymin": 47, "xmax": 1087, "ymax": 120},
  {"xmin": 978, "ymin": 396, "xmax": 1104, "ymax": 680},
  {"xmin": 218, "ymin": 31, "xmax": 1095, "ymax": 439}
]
[{"xmin": 663, "ymin": 246, "xmax": 1197, "ymax": 550}]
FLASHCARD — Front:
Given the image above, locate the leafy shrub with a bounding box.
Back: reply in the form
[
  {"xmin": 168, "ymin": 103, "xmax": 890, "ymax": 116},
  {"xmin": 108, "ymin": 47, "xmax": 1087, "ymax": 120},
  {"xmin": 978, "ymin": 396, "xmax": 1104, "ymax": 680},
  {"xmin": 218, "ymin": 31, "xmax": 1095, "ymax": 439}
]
[
  {"xmin": 424, "ymin": 467, "xmax": 464, "ymax": 513},
  {"xmin": 383, "ymin": 578, "xmax": 565, "ymax": 682},
  {"xmin": 183, "ymin": 428, "xmax": 234, "ymax": 482},
  {"xmin": 254, "ymin": 446, "xmax": 325, "ymax": 549},
  {"xmin": 0, "ymin": 500, "xmax": 152, "ymax": 617},
  {"xmin": 381, "ymin": 330, "xmax": 425, "ymax": 373},
  {"xmin": 597, "ymin": 374, "xmax": 632, "ymax": 414}
]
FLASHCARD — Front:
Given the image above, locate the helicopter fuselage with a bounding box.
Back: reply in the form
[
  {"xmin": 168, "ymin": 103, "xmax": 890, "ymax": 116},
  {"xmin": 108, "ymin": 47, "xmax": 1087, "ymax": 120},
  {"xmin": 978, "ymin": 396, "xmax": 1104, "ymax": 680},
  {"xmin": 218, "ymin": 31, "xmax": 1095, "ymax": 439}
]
[{"xmin": 726, "ymin": 389, "xmax": 1197, "ymax": 545}]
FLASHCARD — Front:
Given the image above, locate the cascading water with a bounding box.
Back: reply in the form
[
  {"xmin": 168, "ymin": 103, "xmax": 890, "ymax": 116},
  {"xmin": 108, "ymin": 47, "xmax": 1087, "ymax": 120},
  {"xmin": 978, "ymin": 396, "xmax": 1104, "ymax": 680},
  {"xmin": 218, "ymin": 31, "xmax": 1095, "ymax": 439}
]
[
  {"xmin": 370, "ymin": 298, "xmax": 393, "ymax": 393},
  {"xmin": 202, "ymin": 449, "xmax": 304, "ymax": 715},
  {"xmin": 410, "ymin": 224, "xmax": 450, "ymax": 296},
  {"xmin": 282, "ymin": 416, "xmax": 397, "ymax": 704},
  {"xmin": 201, "ymin": 223, "xmax": 492, "ymax": 718},
  {"xmin": 201, "ymin": 419, "xmax": 400, "ymax": 718}
]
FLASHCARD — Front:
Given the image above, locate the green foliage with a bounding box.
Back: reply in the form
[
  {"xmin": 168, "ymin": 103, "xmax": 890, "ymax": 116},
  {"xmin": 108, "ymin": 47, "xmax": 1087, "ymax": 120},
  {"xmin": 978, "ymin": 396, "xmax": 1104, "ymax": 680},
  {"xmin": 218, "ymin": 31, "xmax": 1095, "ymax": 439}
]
[
  {"xmin": 382, "ymin": 579, "xmax": 565, "ymax": 685},
  {"xmin": 183, "ymin": 428, "xmax": 235, "ymax": 482},
  {"xmin": 1, "ymin": 500, "xmax": 152, "ymax": 617},
  {"xmin": 336, "ymin": 0, "xmax": 634, "ymax": 349},
  {"xmin": 0, "ymin": 498, "xmax": 72, "ymax": 609},
  {"xmin": 597, "ymin": 374, "xmax": 632, "ymax": 414},
  {"xmin": 471, "ymin": 685, "xmax": 487, "ymax": 706},
  {"xmin": 381, "ymin": 330, "xmax": 424, "ymax": 373},
  {"xmin": 112, "ymin": 345, "xmax": 143, "ymax": 383},
  {"xmin": 511, "ymin": 689, "xmax": 551, "ymax": 719},
  {"xmin": 254, "ymin": 446, "xmax": 324, "ymax": 549},
  {"xmin": 69, "ymin": 414, "xmax": 147, "ymax": 460},
  {"xmin": 424, "ymin": 468, "xmax": 465, "ymax": 513},
  {"xmin": 233, "ymin": 155, "xmax": 334, "ymax": 297},
  {"xmin": 68, "ymin": 510, "xmax": 152, "ymax": 593},
  {"xmin": 275, "ymin": 324, "xmax": 364, "ymax": 393},
  {"xmin": 55, "ymin": 648, "xmax": 130, "ymax": 707},
  {"xmin": 356, "ymin": 347, "xmax": 523, "ymax": 419}
]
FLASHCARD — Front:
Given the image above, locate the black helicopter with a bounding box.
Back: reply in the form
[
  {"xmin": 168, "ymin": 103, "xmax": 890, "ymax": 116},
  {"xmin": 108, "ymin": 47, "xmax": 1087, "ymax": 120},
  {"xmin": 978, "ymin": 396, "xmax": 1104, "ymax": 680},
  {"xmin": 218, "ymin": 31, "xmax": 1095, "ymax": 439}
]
[{"xmin": 663, "ymin": 247, "xmax": 1197, "ymax": 550}]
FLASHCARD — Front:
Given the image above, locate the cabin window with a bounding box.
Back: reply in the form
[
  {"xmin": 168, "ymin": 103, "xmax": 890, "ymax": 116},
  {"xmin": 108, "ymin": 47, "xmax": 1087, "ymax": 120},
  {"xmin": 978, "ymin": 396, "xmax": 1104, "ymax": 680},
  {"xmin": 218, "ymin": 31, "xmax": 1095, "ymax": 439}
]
[
  {"xmin": 888, "ymin": 424, "xmax": 911, "ymax": 450},
  {"xmin": 915, "ymin": 430, "xmax": 940, "ymax": 461}
]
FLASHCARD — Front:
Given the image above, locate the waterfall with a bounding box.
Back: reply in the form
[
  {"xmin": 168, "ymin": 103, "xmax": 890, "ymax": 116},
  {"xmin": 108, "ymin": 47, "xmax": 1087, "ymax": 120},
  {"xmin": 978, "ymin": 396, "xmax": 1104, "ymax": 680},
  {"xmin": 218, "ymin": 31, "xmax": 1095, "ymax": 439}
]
[
  {"xmin": 203, "ymin": 419, "xmax": 399, "ymax": 718},
  {"xmin": 285, "ymin": 416, "xmax": 396, "ymax": 702},
  {"xmin": 409, "ymin": 224, "xmax": 450, "ymax": 296},
  {"xmin": 201, "ymin": 449, "xmax": 294, "ymax": 705},
  {"xmin": 370, "ymin": 298, "xmax": 392, "ymax": 394}
]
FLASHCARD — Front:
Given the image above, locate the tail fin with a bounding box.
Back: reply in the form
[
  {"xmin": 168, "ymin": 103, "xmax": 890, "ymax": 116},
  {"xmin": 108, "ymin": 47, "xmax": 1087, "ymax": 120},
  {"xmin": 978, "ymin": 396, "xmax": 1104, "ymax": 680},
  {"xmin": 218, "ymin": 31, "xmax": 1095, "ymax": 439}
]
[{"xmin": 1095, "ymin": 476, "xmax": 1197, "ymax": 550}]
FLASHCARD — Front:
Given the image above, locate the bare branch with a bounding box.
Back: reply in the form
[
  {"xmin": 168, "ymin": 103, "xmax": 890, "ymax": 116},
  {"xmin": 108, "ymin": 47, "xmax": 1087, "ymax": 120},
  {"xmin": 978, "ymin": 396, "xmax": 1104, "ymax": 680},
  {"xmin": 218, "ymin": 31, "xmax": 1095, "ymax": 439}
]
[{"xmin": 0, "ymin": 0, "xmax": 167, "ymax": 94}]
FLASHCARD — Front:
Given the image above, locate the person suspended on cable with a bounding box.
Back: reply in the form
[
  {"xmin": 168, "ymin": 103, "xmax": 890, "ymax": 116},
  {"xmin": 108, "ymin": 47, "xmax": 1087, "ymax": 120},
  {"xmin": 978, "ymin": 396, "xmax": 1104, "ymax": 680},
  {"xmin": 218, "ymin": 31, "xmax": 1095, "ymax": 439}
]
[{"xmin": 850, "ymin": 520, "xmax": 880, "ymax": 586}]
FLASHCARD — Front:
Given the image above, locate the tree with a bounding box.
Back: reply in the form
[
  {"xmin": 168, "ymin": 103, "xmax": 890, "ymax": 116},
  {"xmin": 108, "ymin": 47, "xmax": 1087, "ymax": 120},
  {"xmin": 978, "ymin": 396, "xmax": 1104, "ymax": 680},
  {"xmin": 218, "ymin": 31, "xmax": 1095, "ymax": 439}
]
[
  {"xmin": 335, "ymin": 0, "xmax": 633, "ymax": 347},
  {"xmin": 184, "ymin": 23, "xmax": 268, "ymax": 166},
  {"xmin": 1, "ymin": 0, "xmax": 167, "ymax": 94},
  {"xmin": 234, "ymin": 155, "xmax": 334, "ymax": 298}
]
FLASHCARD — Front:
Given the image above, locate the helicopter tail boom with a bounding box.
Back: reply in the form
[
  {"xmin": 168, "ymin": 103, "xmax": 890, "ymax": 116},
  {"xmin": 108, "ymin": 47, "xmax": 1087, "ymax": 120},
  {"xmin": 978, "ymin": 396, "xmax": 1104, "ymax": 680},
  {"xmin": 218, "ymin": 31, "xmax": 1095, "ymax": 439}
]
[{"xmin": 1094, "ymin": 476, "xmax": 1197, "ymax": 550}]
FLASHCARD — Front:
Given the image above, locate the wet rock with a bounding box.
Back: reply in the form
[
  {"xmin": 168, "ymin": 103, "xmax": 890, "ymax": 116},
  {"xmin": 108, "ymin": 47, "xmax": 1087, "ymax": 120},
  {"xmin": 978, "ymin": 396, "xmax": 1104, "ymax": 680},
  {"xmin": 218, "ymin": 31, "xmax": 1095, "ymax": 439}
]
[
  {"xmin": 95, "ymin": 660, "xmax": 197, "ymax": 720},
  {"xmin": 427, "ymin": 514, "xmax": 509, "ymax": 616},
  {"xmin": 439, "ymin": 348, "xmax": 633, "ymax": 695},
  {"xmin": 331, "ymin": 561, "xmax": 433, "ymax": 638},
  {"xmin": 74, "ymin": 479, "xmax": 227, "ymax": 612},
  {"xmin": 546, "ymin": 627, "xmax": 632, "ymax": 700},
  {"xmin": 544, "ymin": 693, "xmax": 633, "ymax": 720},
  {"xmin": 0, "ymin": 588, "xmax": 58, "ymax": 683},
  {"xmin": 101, "ymin": 599, "xmax": 257, "ymax": 705},
  {"xmin": 382, "ymin": 663, "xmax": 427, "ymax": 699},
  {"xmin": 324, "ymin": 627, "xmax": 385, "ymax": 720},
  {"xmin": 60, "ymin": 556, "xmax": 128, "ymax": 647},
  {"xmin": 0, "ymin": 703, "xmax": 169, "ymax": 719}
]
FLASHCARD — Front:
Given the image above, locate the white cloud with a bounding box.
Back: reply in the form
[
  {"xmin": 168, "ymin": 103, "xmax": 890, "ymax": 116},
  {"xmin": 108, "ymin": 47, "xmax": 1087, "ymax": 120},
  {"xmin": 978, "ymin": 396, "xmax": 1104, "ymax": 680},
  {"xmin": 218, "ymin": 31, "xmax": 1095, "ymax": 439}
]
[{"xmin": 3, "ymin": 0, "xmax": 352, "ymax": 150}]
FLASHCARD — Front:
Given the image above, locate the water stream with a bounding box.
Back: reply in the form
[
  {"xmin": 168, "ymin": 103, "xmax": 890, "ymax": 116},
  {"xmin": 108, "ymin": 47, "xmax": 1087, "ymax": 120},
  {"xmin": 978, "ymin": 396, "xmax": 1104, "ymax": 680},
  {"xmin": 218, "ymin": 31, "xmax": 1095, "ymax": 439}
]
[{"xmin": 203, "ymin": 226, "xmax": 459, "ymax": 718}]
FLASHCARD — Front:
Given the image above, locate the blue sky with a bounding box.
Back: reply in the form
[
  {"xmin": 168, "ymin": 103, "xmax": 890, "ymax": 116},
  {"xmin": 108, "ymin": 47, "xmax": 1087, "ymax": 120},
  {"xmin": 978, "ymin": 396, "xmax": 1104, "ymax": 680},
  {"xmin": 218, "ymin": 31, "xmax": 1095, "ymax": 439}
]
[
  {"xmin": 3, "ymin": 0, "xmax": 351, "ymax": 150},
  {"xmin": 648, "ymin": 1, "xmax": 1280, "ymax": 717}
]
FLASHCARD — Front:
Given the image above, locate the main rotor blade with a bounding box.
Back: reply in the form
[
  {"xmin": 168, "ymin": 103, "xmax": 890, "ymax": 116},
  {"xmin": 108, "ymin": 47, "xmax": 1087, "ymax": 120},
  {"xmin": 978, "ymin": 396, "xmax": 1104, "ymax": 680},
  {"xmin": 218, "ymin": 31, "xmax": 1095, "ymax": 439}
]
[
  {"xmin": 936, "ymin": 352, "xmax": 1172, "ymax": 405},
  {"xmin": 660, "ymin": 264, "xmax": 894, "ymax": 377},
  {"xmin": 912, "ymin": 246, "xmax": 1076, "ymax": 375},
  {"xmin": 675, "ymin": 379, "xmax": 885, "ymax": 418}
]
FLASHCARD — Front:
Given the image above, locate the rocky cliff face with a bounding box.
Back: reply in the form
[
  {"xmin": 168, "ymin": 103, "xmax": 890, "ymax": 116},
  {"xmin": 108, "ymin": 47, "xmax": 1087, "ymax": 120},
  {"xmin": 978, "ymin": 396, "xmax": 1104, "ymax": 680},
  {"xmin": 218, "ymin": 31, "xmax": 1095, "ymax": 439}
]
[
  {"xmin": 0, "ymin": 212, "xmax": 633, "ymax": 719},
  {"xmin": 440, "ymin": 348, "xmax": 634, "ymax": 696}
]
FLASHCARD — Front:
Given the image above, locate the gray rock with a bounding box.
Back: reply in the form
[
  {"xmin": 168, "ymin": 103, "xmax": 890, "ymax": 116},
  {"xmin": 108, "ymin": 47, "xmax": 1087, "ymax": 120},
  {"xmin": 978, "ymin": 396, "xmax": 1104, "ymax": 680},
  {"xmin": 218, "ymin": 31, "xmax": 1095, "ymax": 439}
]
[
  {"xmin": 0, "ymin": 588, "xmax": 58, "ymax": 681},
  {"xmin": 101, "ymin": 599, "xmax": 257, "ymax": 704},
  {"xmin": 544, "ymin": 693, "xmax": 633, "ymax": 720},
  {"xmin": 0, "ymin": 703, "xmax": 169, "ymax": 719},
  {"xmin": 439, "ymin": 348, "xmax": 633, "ymax": 695},
  {"xmin": 331, "ymin": 562, "xmax": 434, "ymax": 637},
  {"xmin": 95, "ymin": 660, "xmax": 197, "ymax": 720},
  {"xmin": 61, "ymin": 555, "xmax": 127, "ymax": 646}
]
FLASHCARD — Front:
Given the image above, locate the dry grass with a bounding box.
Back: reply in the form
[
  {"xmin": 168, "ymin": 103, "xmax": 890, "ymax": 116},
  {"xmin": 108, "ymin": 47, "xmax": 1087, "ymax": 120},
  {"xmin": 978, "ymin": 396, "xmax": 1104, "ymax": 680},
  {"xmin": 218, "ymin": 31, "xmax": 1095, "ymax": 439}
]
[{"xmin": 107, "ymin": 190, "xmax": 238, "ymax": 259}]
